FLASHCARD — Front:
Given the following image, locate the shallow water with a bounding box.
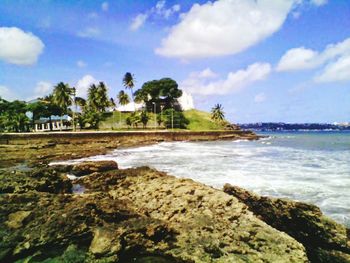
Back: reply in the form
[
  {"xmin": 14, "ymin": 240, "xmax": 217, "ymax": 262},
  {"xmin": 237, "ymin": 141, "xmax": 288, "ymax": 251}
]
[{"xmin": 55, "ymin": 131, "xmax": 350, "ymax": 226}]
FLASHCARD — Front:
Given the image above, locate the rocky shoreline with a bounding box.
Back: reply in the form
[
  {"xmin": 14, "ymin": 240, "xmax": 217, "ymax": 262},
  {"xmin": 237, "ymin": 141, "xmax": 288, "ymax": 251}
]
[
  {"xmin": 0, "ymin": 132, "xmax": 349, "ymax": 262},
  {"xmin": 0, "ymin": 130, "xmax": 259, "ymax": 168},
  {"xmin": 0, "ymin": 160, "xmax": 349, "ymax": 262}
]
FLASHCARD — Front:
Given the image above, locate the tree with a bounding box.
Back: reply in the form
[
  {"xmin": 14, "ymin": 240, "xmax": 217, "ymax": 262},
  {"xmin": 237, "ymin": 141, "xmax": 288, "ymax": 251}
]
[
  {"xmin": 162, "ymin": 109, "xmax": 189, "ymax": 129},
  {"xmin": 126, "ymin": 112, "xmax": 140, "ymax": 128},
  {"xmin": 123, "ymin": 72, "xmax": 135, "ymax": 109},
  {"xmin": 211, "ymin": 104, "xmax": 225, "ymax": 122},
  {"xmin": 134, "ymin": 78, "xmax": 182, "ymax": 112},
  {"xmin": 140, "ymin": 111, "xmax": 149, "ymax": 128},
  {"xmin": 87, "ymin": 82, "xmax": 109, "ymax": 112},
  {"xmin": 117, "ymin": 90, "xmax": 130, "ymax": 106},
  {"xmin": 0, "ymin": 100, "xmax": 29, "ymax": 132},
  {"xmin": 52, "ymin": 82, "xmax": 73, "ymax": 130},
  {"xmin": 26, "ymin": 101, "xmax": 46, "ymax": 130}
]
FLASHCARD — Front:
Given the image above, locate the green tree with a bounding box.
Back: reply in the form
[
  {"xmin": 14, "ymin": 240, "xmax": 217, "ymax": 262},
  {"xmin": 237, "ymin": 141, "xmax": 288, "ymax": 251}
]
[
  {"xmin": 134, "ymin": 78, "xmax": 182, "ymax": 112},
  {"xmin": 163, "ymin": 109, "xmax": 189, "ymax": 129},
  {"xmin": 0, "ymin": 99, "xmax": 29, "ymax": 132},
  {"xmin": 123, "ymin": 72, "xmax": 135, "ymax": 109},
  {"xmin": 140, "ymin": 111, "xmax": 149, "ymax": 128},
  {"xmin": 52, "ymin": 82, "xmax": 73, "ymax": 130},
  {"xmin": 87, "ymin": 82, "xmax": 109, "ymax": 112},
  {"xmin": 126, "ymin": 112, "xmax": 140, "ymax": 128},
  {"xmin": 211, "ymin": 104, "xmax": 225, "ymax": 122},
  {"xmin": 117, "ymin": 90, "xmax": 130, "ymax": 106}
]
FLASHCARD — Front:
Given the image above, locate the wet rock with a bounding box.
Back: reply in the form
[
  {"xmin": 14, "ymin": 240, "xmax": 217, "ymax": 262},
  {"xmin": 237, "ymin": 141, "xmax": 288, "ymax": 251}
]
[{"xmin": 223, "ymin": 183, "xmax": 350, "ymax": 263}]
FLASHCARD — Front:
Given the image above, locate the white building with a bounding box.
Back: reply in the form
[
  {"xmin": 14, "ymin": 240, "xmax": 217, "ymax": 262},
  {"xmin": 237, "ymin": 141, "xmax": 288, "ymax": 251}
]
[{"xmin": 34, "ymin": 116, "xmax": 72, "ymax": 132}]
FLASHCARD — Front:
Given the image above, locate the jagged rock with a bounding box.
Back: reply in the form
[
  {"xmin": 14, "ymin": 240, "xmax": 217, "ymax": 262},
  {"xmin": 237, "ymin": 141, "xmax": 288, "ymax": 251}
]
[
  {"xmin": 223, "ymin": 183, "xmax": 350, "ymax": 263},
  {"xmin": 77, "ymin": 167, "xmax": 309, "ymax": 262},
  {"xmin": 0, "ymin": 166, "xmax": 72, "ymax": 194}
]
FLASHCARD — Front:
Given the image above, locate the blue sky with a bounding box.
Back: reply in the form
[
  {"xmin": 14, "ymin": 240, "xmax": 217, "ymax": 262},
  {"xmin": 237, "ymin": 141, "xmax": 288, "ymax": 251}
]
[{"xmin": 0, "ymin": 0, "xmax": 349, "ymax": 123}]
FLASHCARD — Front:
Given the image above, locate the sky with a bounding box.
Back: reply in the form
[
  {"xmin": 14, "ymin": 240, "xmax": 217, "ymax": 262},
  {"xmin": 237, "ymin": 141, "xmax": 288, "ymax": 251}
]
[{"xmin": 0, "ymin": 0, "xmax": 350, "ymax": 123}]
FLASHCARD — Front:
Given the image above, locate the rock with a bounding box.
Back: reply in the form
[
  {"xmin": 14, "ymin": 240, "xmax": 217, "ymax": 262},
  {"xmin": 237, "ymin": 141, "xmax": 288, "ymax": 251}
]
[
  {"xmin": 223, "ymin": 183, "xmax": 350, "ymax": 263},
  {"xmin": 89, "ymin": 227, "xmax": 121, "ymax": 256},
  {"xmin": 5, "ymin": 211, "xmax": 31, "ymax": 229},
  {"xmin": 0, "ymin": 166, "xmax": 72, "ymax": 194},
  {"xmin": 78, "ymin": 167, "xmax": 309, "ymax": 262},
  {"xmin": 71, "ymin": 161, "xmax": 119, "ymax": 176},
  {"xmin": 0, "ymin": 192, "xmax": 178, "ymax": 262}
]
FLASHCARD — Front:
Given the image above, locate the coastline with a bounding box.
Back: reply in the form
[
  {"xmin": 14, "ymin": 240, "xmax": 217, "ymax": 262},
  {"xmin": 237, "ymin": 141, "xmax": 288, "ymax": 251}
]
[
  {"xmin": 1, "ymin": 131, "xmax": 349, "ymax": 262},
  {"xmin": 0, "ymin": 130, "xmax": 259, "ymax": 168}
]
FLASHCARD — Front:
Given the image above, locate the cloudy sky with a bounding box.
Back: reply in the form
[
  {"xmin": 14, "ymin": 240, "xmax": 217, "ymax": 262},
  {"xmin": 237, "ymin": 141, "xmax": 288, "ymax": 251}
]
[{"xmin": 0, "ymin": 0, "xmax": 349, "ymax": 123}]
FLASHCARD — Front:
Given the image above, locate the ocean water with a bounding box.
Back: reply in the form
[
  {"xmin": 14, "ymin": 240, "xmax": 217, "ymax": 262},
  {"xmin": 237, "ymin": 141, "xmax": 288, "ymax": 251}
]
[{"xmin": 55, "ymin": 131, "xmax": 350, "ymax": 226}]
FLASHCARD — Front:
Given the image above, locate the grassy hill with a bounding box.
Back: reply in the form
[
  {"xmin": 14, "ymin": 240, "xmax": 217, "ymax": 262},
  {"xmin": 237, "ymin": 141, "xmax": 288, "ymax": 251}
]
[
  {"xmin": 183, "ymin": 109, "xmax": 227, "ymax": 131},
  {"xmin": 99, "ymin": 109, "xmax": 227, "ymax": 131}
]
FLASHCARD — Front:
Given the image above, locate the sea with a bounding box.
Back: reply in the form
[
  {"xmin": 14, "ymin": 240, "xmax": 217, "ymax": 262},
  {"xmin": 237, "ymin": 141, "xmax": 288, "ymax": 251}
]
[{"xmin": 56, "ymin": 131, "xmax": 350, "ymax": 227}]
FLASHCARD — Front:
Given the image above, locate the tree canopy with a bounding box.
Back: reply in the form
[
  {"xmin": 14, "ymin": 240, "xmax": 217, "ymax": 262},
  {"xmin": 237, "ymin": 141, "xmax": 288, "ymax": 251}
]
[{"xmin": 134, "ymin": 78, "xmax": 183, "ymax": 112}]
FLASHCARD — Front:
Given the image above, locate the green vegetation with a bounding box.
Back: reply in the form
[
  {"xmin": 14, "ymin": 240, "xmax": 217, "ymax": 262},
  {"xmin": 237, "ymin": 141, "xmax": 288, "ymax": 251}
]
[
  {"xmin": 211, "ymin": 103, "xmax": 225, "ymax": 123},
  {"xmin": 100, "ymin": 109, "xmax": 228, "ymax": 131},
  {"xmin": 184, "ymin": 109, "xmax": 227, "ymax": 131},
  {"xmin": 0, "ymin": 71, "xmax": 232, "ymax": 132}
]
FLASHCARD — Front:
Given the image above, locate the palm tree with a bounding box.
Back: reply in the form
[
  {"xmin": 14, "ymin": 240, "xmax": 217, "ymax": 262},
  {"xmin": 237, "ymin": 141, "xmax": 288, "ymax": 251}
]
[
  {"xmin": 117, "ymin": 90, "xmax": 130, "ymax": 106},
  {"xmin": 117, "ymin": 90, "xmax": 130, "ymax": 125},
  {"xmin": 211, "ymin": 104, "xmax": 225, "ymax": 122},
  {"xmin": 87, "ymin": 84, "xmax": 99, "ymax": 111},
  {"xmin": 96, "ymin": 82, "xmax": 109, "ymax": 111},
  {"xmin": 123, "ymin": 72, "xmax": 135, "ymax": 110},
  {"xmin": 52, "ymin": 82, "xmax": 73, "ymax": 130}
]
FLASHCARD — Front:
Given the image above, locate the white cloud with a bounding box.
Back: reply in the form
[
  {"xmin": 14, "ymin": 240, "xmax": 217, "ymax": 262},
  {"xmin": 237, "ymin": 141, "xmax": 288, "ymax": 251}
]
[
  {"xmin": 130, "ymin": 14, "xmax": 149, "ymax": 31},
  {"xmin": 254, "ymin": 92, "xmax": 266, "ymax": 103},
  {"xmin": 155, "ymin": 0, "xmax": 296, "ymax": 59},
  {"xmin": 181, "ymin": 63, "xmax": 271, "ymax": 95},
  {"xmin": 0, "ymin": 85, "xmax": 17, "ymax": 101},
  {"xmin": 101, "ymin": 2, "xmax": 109, "ymax": 12},
  {"xmin": 315, "ymin": 55, "xmax": 350, "ymax": 83},
  {"xmin": 130, "ymin": 1, "xmax": 181, "ymax": 31},
  {"xmin": 310, "ymin": 0, "xmax": 328, "ymax": 6},
  {"xmin": 277, "ymin": 38, "xmax": 350, "ymax": 72},
  {"xmin": 77, "ymin": 60, "xmax": 87, "ymax": 68},
  {"xmin": 276, "ymin": 47, "xmax": 320, "ymax": 71},
  {"xmin": 77, "ymin": 27, "xmax": 100, "ymax": 38},
  {"xmin": 75, "ymin": 75, "xmax": 99, "ymax": 98},
  {"xmin": 0, "ymin": 27, "xmax": 44, "ymax": 65}
]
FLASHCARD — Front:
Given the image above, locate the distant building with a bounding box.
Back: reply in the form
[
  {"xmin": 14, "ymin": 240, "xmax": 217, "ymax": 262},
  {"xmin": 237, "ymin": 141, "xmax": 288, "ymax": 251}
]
[
  {"xmin": 115, "ymin": 102, "xmax": 144, "ymax": 112},
  {"xmin": 178, "ymin": 91, "xmax": 194, "ymax": 110},
  {"xmin": 34, "ymin": 116, "xmax": 72, "ymax": 132}
]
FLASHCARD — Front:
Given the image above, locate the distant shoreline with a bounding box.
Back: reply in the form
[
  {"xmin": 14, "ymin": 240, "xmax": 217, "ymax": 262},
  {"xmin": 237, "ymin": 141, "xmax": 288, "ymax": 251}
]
[{"xmin": 0, "ymin": 130, "xmax": 259, "ymax": 168}]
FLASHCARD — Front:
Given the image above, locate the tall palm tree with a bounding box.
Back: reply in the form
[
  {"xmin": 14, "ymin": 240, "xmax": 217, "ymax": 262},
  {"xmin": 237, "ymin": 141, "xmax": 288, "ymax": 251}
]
[
  {"xmin": 117, "ymin": 90, "xmax": 130, "ymax": 125},
  {"xmin": 52, "ymin": 82, "xmax": 73, "ymax": 130},
  {"xmin": 211, "ymin": 104, "xmax": 225, "ymax": 122},
  {"xmin": 123, "ymin": 72, "xmax": 135, "ymax": 110},
  {"xmin": 87, "ymin": 84, "xmax": 99, "ymax": 111},
  {"xmin": 96, "ymin": 82, "xmax": 109, "ymax": 111}
]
